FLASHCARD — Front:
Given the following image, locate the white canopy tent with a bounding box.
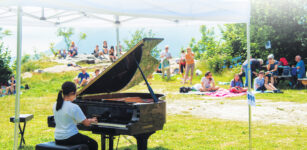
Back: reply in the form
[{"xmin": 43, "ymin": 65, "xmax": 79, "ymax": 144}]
[{"xmin": 0, "ymin": 0, "xmax": 252, "ymax": 149}]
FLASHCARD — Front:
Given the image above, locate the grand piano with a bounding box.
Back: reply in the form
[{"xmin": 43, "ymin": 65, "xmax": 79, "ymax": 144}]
[{"xmin": 48, "ymin": 38, "xmax": 166, "ymax": 150}]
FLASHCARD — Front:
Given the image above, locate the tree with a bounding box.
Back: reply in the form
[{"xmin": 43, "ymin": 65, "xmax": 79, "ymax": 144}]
[
  {"xmin": 57, "ymin": 27, "xmax": 74, "ymax": 50},
  {"xmin": 0, "ymin": 27, "xmax": 12, "ymax": 85},
  {"xmin": 123, "ymin": 29, "xmax": 161, "ymax": 58},
  {"xmin": 49, "ymin": 42, "xmax": 57, "ymax": 57},
  {"xmin": 77, "ymin": 32, "xmax": 87, "ymax": 46},
  {"xmin": 221, "ymin": 0, "xmax": 307, "ymax": 64},
  {"xmin": 189, "ymin": 25, "xmax": 233, "ymax": 73}
]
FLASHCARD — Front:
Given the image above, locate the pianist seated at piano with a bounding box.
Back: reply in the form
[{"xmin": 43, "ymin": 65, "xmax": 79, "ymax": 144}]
[
  {"xmin": 74, "ymin": 68, "xmax": 90, "ymax": 88},
  {"xmin": 53, "ymin": 81, "xmax": 98, "ymax": 150}
]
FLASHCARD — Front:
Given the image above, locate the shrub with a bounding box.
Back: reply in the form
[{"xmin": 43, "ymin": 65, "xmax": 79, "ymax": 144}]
[{"xmin": 0, "ymin": 28, "xmax": 12, "ymax": 85}]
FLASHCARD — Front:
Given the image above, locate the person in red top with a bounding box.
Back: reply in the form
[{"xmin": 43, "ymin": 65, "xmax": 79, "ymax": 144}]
[
  {"xmin": 179, "ymin": 50, "xmax": 186, "ymax": 78},
  {"xmin": 183, "ymin": 47, "xmax": 195, "ymax": 85}
]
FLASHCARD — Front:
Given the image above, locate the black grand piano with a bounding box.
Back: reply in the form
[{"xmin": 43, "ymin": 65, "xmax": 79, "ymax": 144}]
[{"xmin": 48, "ymin": 38, "xmax": 166, "ymax": 150}]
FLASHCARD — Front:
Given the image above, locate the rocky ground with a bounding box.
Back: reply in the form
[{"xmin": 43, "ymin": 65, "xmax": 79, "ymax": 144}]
[{"xmin": 167, "ymin": 98, "xmax": 307, "ymax": 126}]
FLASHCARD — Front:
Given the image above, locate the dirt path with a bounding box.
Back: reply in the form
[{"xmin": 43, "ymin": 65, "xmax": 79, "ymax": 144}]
[{"xmin": 167, "ymin": 99, "xmax": 307, "ymax": 126}]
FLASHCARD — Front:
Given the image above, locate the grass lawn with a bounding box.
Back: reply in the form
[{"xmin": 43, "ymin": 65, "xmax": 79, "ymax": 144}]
[{"xmin": 0, "ymin": 65, "xmax": 306, "ymax": 149}]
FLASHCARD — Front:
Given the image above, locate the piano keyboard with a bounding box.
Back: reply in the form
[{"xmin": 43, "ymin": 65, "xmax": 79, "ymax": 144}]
[{"xmin": 93, "ymin": 122, "xmax": 127, "ymax": 128}]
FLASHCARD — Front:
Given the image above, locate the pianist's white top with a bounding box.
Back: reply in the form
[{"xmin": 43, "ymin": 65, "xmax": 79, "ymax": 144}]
[{"xmin": 53, "ymin": 101, "xmax": 86, "ymax": 140}]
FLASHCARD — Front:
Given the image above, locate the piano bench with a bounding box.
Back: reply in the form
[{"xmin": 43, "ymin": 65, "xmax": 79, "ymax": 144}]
[{"xmin": 35, "ymin": 142, "xmax": 88, "ymax": 150}]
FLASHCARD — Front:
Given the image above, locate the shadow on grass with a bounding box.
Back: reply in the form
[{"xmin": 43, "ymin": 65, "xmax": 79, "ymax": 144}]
[
  {"xmin": 19, "ymin": 145, "xmax": 35, "ymax": 150},
  {"xmin": 118, "ymin": 145, "xmax": 169, "ymax": 150}
]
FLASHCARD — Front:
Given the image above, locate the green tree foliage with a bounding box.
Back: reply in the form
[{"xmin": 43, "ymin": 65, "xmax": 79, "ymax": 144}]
[
  {"xmin": 0, "ymin": 27, "xmax": 12, "ymax": 85},
  {"xmin": 57, "ymin": 27, "xmax": 74, "ymax": 50},
  {"xmin": 123, "ymin": 29, "xmax": 161, "ymax": 58},
  {"xmin": 189, "ymin": 25, "xmax": 232, "ymax": 73},
  {"xmin": 221, "ymin": 0, "xmax": 307, "ymax": 64},
  {"xmin": 78, "ymin": 32, "xmax": 87, "ymax": 46},
  {"xmin": 49, "ymin": 42, "xmax": 57, "ymax": 57}
]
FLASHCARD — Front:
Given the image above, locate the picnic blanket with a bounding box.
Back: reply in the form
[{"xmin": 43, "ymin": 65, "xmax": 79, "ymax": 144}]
[{"xmin": 204, "ymin": 88, "xmax": 247, "ymax": 98}]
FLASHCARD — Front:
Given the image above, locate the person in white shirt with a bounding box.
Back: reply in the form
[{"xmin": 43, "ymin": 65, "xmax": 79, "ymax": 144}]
[
  {"xmin": 89, "ymin": 69, "xmax": 100, "ymax": 82},
  {"xmin": 53, "ymin": 81, "xmax": 98, "ymax": 150},
  {"xmin": 200, "ymin": 71, "xmax": 220, "ymax": 92},
  {"xmin": 160, "ymin": 45, "xmax": 172, "ymax": 80}
]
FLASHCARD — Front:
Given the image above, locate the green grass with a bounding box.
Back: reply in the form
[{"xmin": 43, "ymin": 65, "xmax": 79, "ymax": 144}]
[
  {"xmin": 22, "ymin": 60, "xmax": 59, "ymax": 73},
  {"xmin": 0, "ymin": 61, "xmax": 306, "ymax": 149},
  {"xmin": 0, "ymin": 94, "xmax": 306, "ymax": 150}
]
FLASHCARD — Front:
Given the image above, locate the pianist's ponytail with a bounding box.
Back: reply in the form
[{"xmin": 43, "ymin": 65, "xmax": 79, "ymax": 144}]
[{"xmin": 56, "ymin": 81, "xmax": 77, "ymax": 111}]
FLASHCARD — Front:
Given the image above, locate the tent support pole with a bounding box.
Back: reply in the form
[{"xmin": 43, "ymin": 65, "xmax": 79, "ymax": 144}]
[
  {"xmin": 13, "ymin": 5, "xmax": 23, "ymax": 150},
  {"xmin": 247, "ymin": 0, "xmax": 252, "ymax": 149},
  {"xmin": 115, "ymin": 16, "xmax": 120, "ymax": 56}
]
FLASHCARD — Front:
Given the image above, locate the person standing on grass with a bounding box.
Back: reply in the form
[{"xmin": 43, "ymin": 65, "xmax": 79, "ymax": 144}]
[
  {"xmin": 183, "ymin": 47, "xmax": 195, "ymax": 85},
  {"xmin": 160, "ymin": 45, "xmax": 172, "ymax": 80},
  {"xmin": 241, "ymin": 58, "xmax": 263, "ymax": 87},
  {"xmin": 230, "ymin": 74, "xmax": 247, "ymax": 93},
  {"xmin": 53, "ymin": 81, "xmax": 98, "ymax": 150},
  {"xmin": 179, "ymin": 50, "xmax": 186, "ymax": 79},
  {"xmin": 74, "ymin": 68, "xmax": 90, "ymax": 88},
  {"xmin": 200, "ymin": 71, "xmax": 220, "ymax": 92}
]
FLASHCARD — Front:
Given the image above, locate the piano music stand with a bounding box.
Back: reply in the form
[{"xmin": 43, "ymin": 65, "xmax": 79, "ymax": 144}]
[{"xmin": 10, "ymin": 114, "xmax": 34, "ymax": 148}]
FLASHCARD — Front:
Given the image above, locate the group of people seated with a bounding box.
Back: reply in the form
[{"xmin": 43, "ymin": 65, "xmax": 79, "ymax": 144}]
[
  {"xmin": 242, "ymin": 54, "xmax": 305, "ymax": 89},
  {"xmin": 58, "ymin": 41, "xmax": 122, "ymax": 62},
  {"xmin": 196, "ymin": 54, "xmax": 305, "ymax": 93},
  {"xmin": 58, "ymin": 41, "xmax": 79, "ymax": 59},
  {"xmin": 0, "ymin": 76, "xmax": 16, "ymax": 96}
]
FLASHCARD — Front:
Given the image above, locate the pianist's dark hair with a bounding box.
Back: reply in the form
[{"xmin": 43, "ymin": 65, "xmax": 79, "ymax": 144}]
[{"xmin": 56, "ymin": 81, "xmax": 77, "ymax": 111}]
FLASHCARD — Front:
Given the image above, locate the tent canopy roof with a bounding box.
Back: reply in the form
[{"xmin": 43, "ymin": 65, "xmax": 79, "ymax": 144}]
[{"xmin": 0, "ymin": 0, "xmax": 249, "ymax": 26}]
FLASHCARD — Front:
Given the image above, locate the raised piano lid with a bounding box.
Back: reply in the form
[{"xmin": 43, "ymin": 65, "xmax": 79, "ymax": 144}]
[{"xmin": 77, "ymin": 38, "xmax": 164, "ymax": 96}]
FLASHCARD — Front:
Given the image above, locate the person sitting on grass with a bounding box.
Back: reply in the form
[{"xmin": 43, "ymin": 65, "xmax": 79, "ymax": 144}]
[
  {"xmin": 254, "ymin": 71, "xmax": 266, "ymax": 92},
  {"xmin": 53, "ymin": 81, "xmax": 98, "ymax": 150},
  {"xmin": 200, "ymin": 71, "xmax": 220, "ymax": 92},
  {"xmin": 230, "ymin": 74, "xmax": 247, "ymax": 93},
  {"xmin": 102, "ymin": 41, "xmax": 108, "ymax": 55},
  {"xmin": 0, "ymin": 86, "xmax": 3, "ymax": 96},
  {"xmin": 58, "ymin": 49, "xmax": 67, "ymax": 59},
  {"xmin": 68, "ymin": 41, "xmax": 78, "ymax": 57},
  {"xmin": 93, "ymin": 45, "xmax": 104, "ymax": 59},
  {"xmin": 5, "ymin": 76, "xmax": 16, "ymax": 95},
  {"xmin": 254, "ymin": 71, "xmax": 282, "ymax": 93},
  {"xmin": 89, "ymin": 69, "xmax": 100, "ymax": 82},
  {"xmin": 109, "ymin": 46, "xmax": 117, "ymax": 62},
  {"xmin": 74, "ymin": 68, "xmax": 90, "ymax": 88}
]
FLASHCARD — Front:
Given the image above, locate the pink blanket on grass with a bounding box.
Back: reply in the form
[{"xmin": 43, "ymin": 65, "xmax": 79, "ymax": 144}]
[{"xmin": 204, "ymin": 88, "xmax": 247, "ymax": 98}]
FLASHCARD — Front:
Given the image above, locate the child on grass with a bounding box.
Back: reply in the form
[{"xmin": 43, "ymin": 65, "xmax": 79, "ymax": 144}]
[{"xmin": 230, "ymin": 74, "xmax": 247, "ymax": 93}]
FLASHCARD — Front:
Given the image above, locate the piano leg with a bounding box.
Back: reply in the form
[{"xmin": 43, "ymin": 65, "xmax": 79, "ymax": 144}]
[
  {"xmin": 109, "ymin": 135, "xmax": 114, "ymax": 150},
  {"xmin": 101, "ymin": 134, "xmax": 106, "ymax": 150},
  {"xmin": 134, "ymin": 132, "xmax": 154, "ymax": 150}
]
